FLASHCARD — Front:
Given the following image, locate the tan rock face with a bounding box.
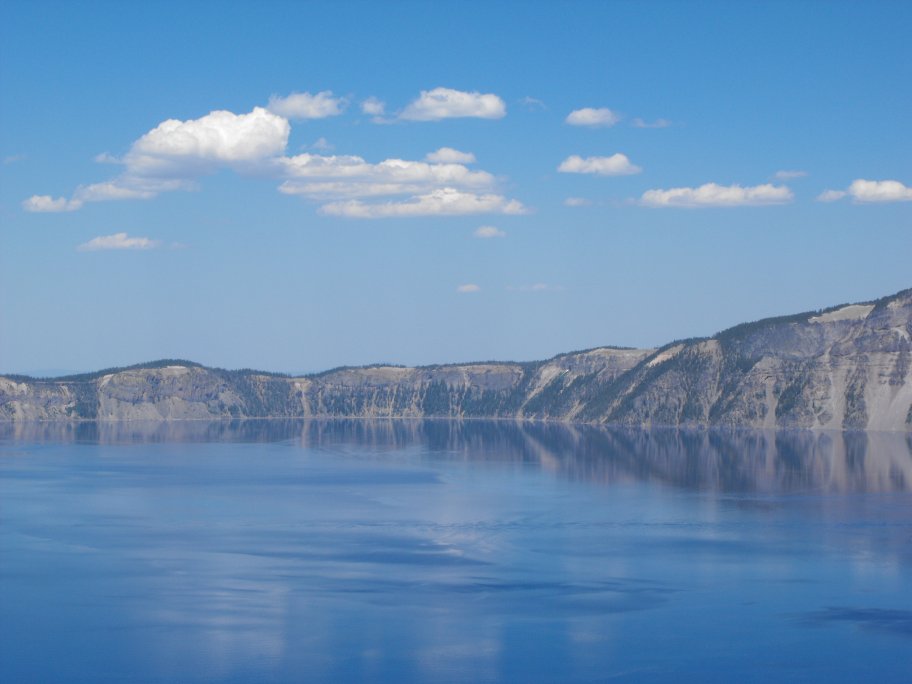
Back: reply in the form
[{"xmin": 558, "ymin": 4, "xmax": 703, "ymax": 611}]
[{"xmin": 2, "ymin": 289, "xmax": 911, "ymax": 430}]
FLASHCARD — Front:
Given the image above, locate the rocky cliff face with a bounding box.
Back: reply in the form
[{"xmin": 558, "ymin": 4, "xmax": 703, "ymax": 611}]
[{"xmin": 2, "ymin": 288, "xmax": 911, "ymax": 430}]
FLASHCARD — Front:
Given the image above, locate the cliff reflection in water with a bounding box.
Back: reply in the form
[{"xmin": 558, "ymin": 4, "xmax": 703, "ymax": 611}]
[{"xmin": 2, "ymin": 419, "xmax": 910, "ymax": 493}]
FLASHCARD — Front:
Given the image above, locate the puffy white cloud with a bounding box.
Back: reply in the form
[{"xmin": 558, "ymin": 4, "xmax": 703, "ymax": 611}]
[
  {"xmin": 563, "ymin": 197, "xmax": 591, "ymax": 207},
  {"xmin": 456, "ymin": 283, "xmax": 481, "ymax": 293},
  {"xmin": 558, "ymin": 154, "xmax": 641, "ymax": 176},
  {"xmin": 848, "ymin": 179, "xmax": 912, "ymax": 203},
  {"xmin": 320, "ymin": 188, "xmax": 527, "ymax": 218},
  {"xmin": 474, "ymin": 225, "xmax": 506, "ymax": 238},
  {"xmin": 94, "ymin": 152, "xmax": 120, "ymax": 164},
  {"xmin": 266, "ymin": 91, "xmax": 345, "ymax": 120},
  {"xmin": 129, "ymin": 107, "xmax": 289, "ymax": 172},
  {"xmin": 77, "ymin": 232, "xmax": 160, "ymax": 251},
  {"xmin": 400, "ymin": 87, "xmax": 506, "ymax": 121},
  {"xmin": 24, "ymin": 102, "xmax": 524, "ymax": 220},
  {"xmin": 22, "ymin": 195, "xmax": 82, "ymax": 212},
  {"xmin": 641, "ymin": 183, "xmax": 793, "ymax": 207},
  {"xmin": 566, "ymin": 108, "xmax": 620, "ymax": 127},
  {"xmin": 817, "ymin": 179, "xmax": 912, "ymax": 203},
  {"xmin": 25, "ymin": 107, "xmax": 290, "ymax": 211},
  {"xmin": 773, "ymin": 169, "xmax": 807, "ymax": 180},
  {"xmin": 425, "ymin": 147, "xmax": 476, "ymax": 164},
  {"xmin": 632, "ymin": 118, "xmax": 671, "ymax": 129},
  {"xmin": 361, "ymin": 96, "xmax": 385, "ymax": 116},
  {"xmin": 816, "ymin": 189, "xmax": 847, "ymax": 202}
]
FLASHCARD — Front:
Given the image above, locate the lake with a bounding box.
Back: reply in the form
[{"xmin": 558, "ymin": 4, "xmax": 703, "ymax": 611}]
[{"xmin": 1, "ymin": 420, "xmax": 911, "ymax": 683}]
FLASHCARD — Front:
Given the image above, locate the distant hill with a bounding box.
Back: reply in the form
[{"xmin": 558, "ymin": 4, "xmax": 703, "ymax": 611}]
[{"xmin": 2, "ymin": 288, "xmax": 911, "ymax": 430}]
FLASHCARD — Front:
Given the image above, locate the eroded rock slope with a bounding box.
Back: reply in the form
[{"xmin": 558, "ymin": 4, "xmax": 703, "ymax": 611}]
[{"xmin": 2, "ymin": 288, "xmax": 910, "ymax": 429}]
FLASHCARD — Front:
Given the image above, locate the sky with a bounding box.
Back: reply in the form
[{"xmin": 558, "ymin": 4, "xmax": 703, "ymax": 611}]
[{"xmin": 1, "ymin": 0, "xmax": 910, "ymax": 376}]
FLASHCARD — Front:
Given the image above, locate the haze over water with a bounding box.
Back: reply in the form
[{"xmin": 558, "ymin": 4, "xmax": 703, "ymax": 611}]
[{"xmin": 2, "ymin": 420, "xmax": 911, "ymax": 683}]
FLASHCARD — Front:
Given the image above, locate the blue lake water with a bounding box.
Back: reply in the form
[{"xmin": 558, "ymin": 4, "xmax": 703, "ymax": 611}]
[{"xmin": 1, "ymin": 420, "xmax": 911, "ymax": 683}]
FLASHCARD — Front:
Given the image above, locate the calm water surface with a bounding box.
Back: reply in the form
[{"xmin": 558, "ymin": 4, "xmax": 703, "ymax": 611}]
[{"xmin": 1, "ymin": 421, "xmax": 911, "ymax": 683}]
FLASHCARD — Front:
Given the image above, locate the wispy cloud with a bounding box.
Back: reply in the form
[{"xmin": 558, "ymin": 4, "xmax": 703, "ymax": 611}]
[
  {"xmin": 3, "ymin": 153, "xmax": 26, "ymax": 164},
  {"xmin": 456, "ymin": 283, "xmax": 481, "ymax": 293},
  {"xmin": 631, "ymin": 117, "xmax": 671, "ymax": 129},
  {"xmin": 566, "ymin": 107, "xmax": 621, "ymax": 127},
  {"xmin": 558, "ymin": 154, "xmax": 641, "ymax": 176},
  {"xmin": 278, "ymin": 155, "xmax": 496, "ymax": 200},
  {"xmin": 399, "ymin": 87, "xmax": 506, "ymax": 121},
  {"xmin": 320, "ymin": 189, "xmax": 527, "ymax": 219},
  {"xmin": 22, "ymin": 195, "xmax": 82, "ymax": 212},
  {"xmin": 641, "ymin": 183, "xmax": 793, "ymax": 207},
  {"xmin": 519, "ymin": 96, "xmax": 545, "ymax": 110},
  {"xmin": 508, "ymin": 283, "xmax": 563, "ymax": 292},
  {"xmin": 817, "ymin": 189, "xmax": 846, "ymax": 202},
  {"xmin": 773, "ymin": 169, "xmax": 807, "ymax": 180},
  {"xmin": 817, "ymin": 179, "xmax": 912, "ymax": 203},
  {"xmin": 425, "ymin": 147, "xmax": 476, "ymax": 164},
  {"xmin": 93, "ymin": 152, "xmax": 120, "ymax": 164},
  {"xmin": 77, "ymin": 232, "xmax": 160, "ymax": 251},
  {"xmin": 474, "ymin": 225, "xmax": 506, "ymax": 238},
  {"xmin": 360, "ymin": 96, "xmax": 385, "ymax": 116},
  {"xmin": 564, "ymin": 197, "xmax": 592, "ymax": 207},
  {"xmin": 267, "ymin": 91, "xmax": 346, "ymax": 120},
  {"xmin": 310, "ymin": 137, "xmax": 334, "ymax": 151}
]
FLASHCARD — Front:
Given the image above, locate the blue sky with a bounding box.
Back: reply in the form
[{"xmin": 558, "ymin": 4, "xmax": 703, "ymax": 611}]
[{"xmin": 1, "ymin": 0, "xmax": 910, "ymax": 375}]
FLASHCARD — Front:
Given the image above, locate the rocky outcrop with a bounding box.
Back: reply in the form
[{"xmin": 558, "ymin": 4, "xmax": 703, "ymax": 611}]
[
  {"xmin": 2, "ymin": 288, "xmax": 911, "ymax": 430},
  {"xmin": 580, "ymin": 289, "xmax": 912, "ymax": 430}
]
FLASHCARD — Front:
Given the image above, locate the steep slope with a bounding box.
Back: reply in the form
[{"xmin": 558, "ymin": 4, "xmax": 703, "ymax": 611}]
[
  {"xmin": 579, "ymin": 289, "xmax": 912, "ymax": 429},
  {"xmin": 1, "ymin": 288, "xmax": 910, "ymax": 429}
]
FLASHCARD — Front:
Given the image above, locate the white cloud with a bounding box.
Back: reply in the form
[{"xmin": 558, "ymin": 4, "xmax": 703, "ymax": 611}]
[
  {"xmin": 129, "ymin": 107, "xmax": 289, "ymax": 171},
  {"xmin": 641, "ymin": 183, "xmax": 793, "ymax": 207},
  {"xmin": 425, "ymin": 147, "xmax": 476, "ymax": 164},
  {"xmin": 320, "ymin": 188, "xmax": 527, "ymax": 218},
  {"xmin": 77, "ymin": 232, "xmax": 160, "ymax": 251},
  {"xmin": 817, "ymin": 179, "xmax": 912, "ymax": 203},
  {"xmin": 520, "ymin": 96, "xmax": 545, "ymax": 110},
  {"xmin": 25, "ymin": 107, "xmax": 290, "ymax": 211},
  {"xmin": 4, "ymin": 154, "xmax": 26, "ymax": 164},
  {"xmin": 566, "ymin": 107, "xmax": 621, "ymax": 127},
  {"xmin": 24, "ymin": 102, "xmax": 523, "ymax": 220},
  {"xmin": 456, "ymin": 283, "xmax": 481, "ymax": 293},
  {"xmin": 816, "ymin": 189, "xmax": 847, "ymax": 202},
  {"xmin": 558, "ymin": 154, "xmax": 641, "ymax": 176},
  {"xmin": 474, "ymin": 225, "xmax": 506, "ymax": 238},
  {"xmin": 773, "ymin": 169, "xmax": 807, "ymax": 180},
  {"xmin": 267, "ymin": 91, "xmax": 346, "ymax": 120},
  {"xmin": 73, "ymin": 178, "xmax": 191, "ymax": 203},
  {"xmin": 400, "ymin": 87, "xmax": 506, "ymax": 121},
  {"xmin": 563, "ymin": 197, "xmax": 591, "ymax": 207},
  {"xmin": 852, "ymin": 179, "xmax": 910, "ymax": 203},
  {"xmin": 632, "ymin": 118, "xmax": 671, "ymax": 129},
  {"xmin": 277, "ymin": 154, "xmax": 496, "ymax": 199},
  {"xmin": 361, "ymin": 97, "xmax": 385, "ymax": 116},
  {"xmin": 22, "ymin": 195, "xmax": 82, "ymax": 212}
]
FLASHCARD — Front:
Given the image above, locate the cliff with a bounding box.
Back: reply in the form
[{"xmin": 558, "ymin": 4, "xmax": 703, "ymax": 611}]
[{"xmin": 2, "ymin": 288, "xmax": 910, "ymax": 430}]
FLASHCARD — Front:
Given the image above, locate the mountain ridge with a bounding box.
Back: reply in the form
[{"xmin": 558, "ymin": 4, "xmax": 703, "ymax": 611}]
[{"xmin": 3, "ymin": 288, "xmax": 911, "ymax": 430}]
